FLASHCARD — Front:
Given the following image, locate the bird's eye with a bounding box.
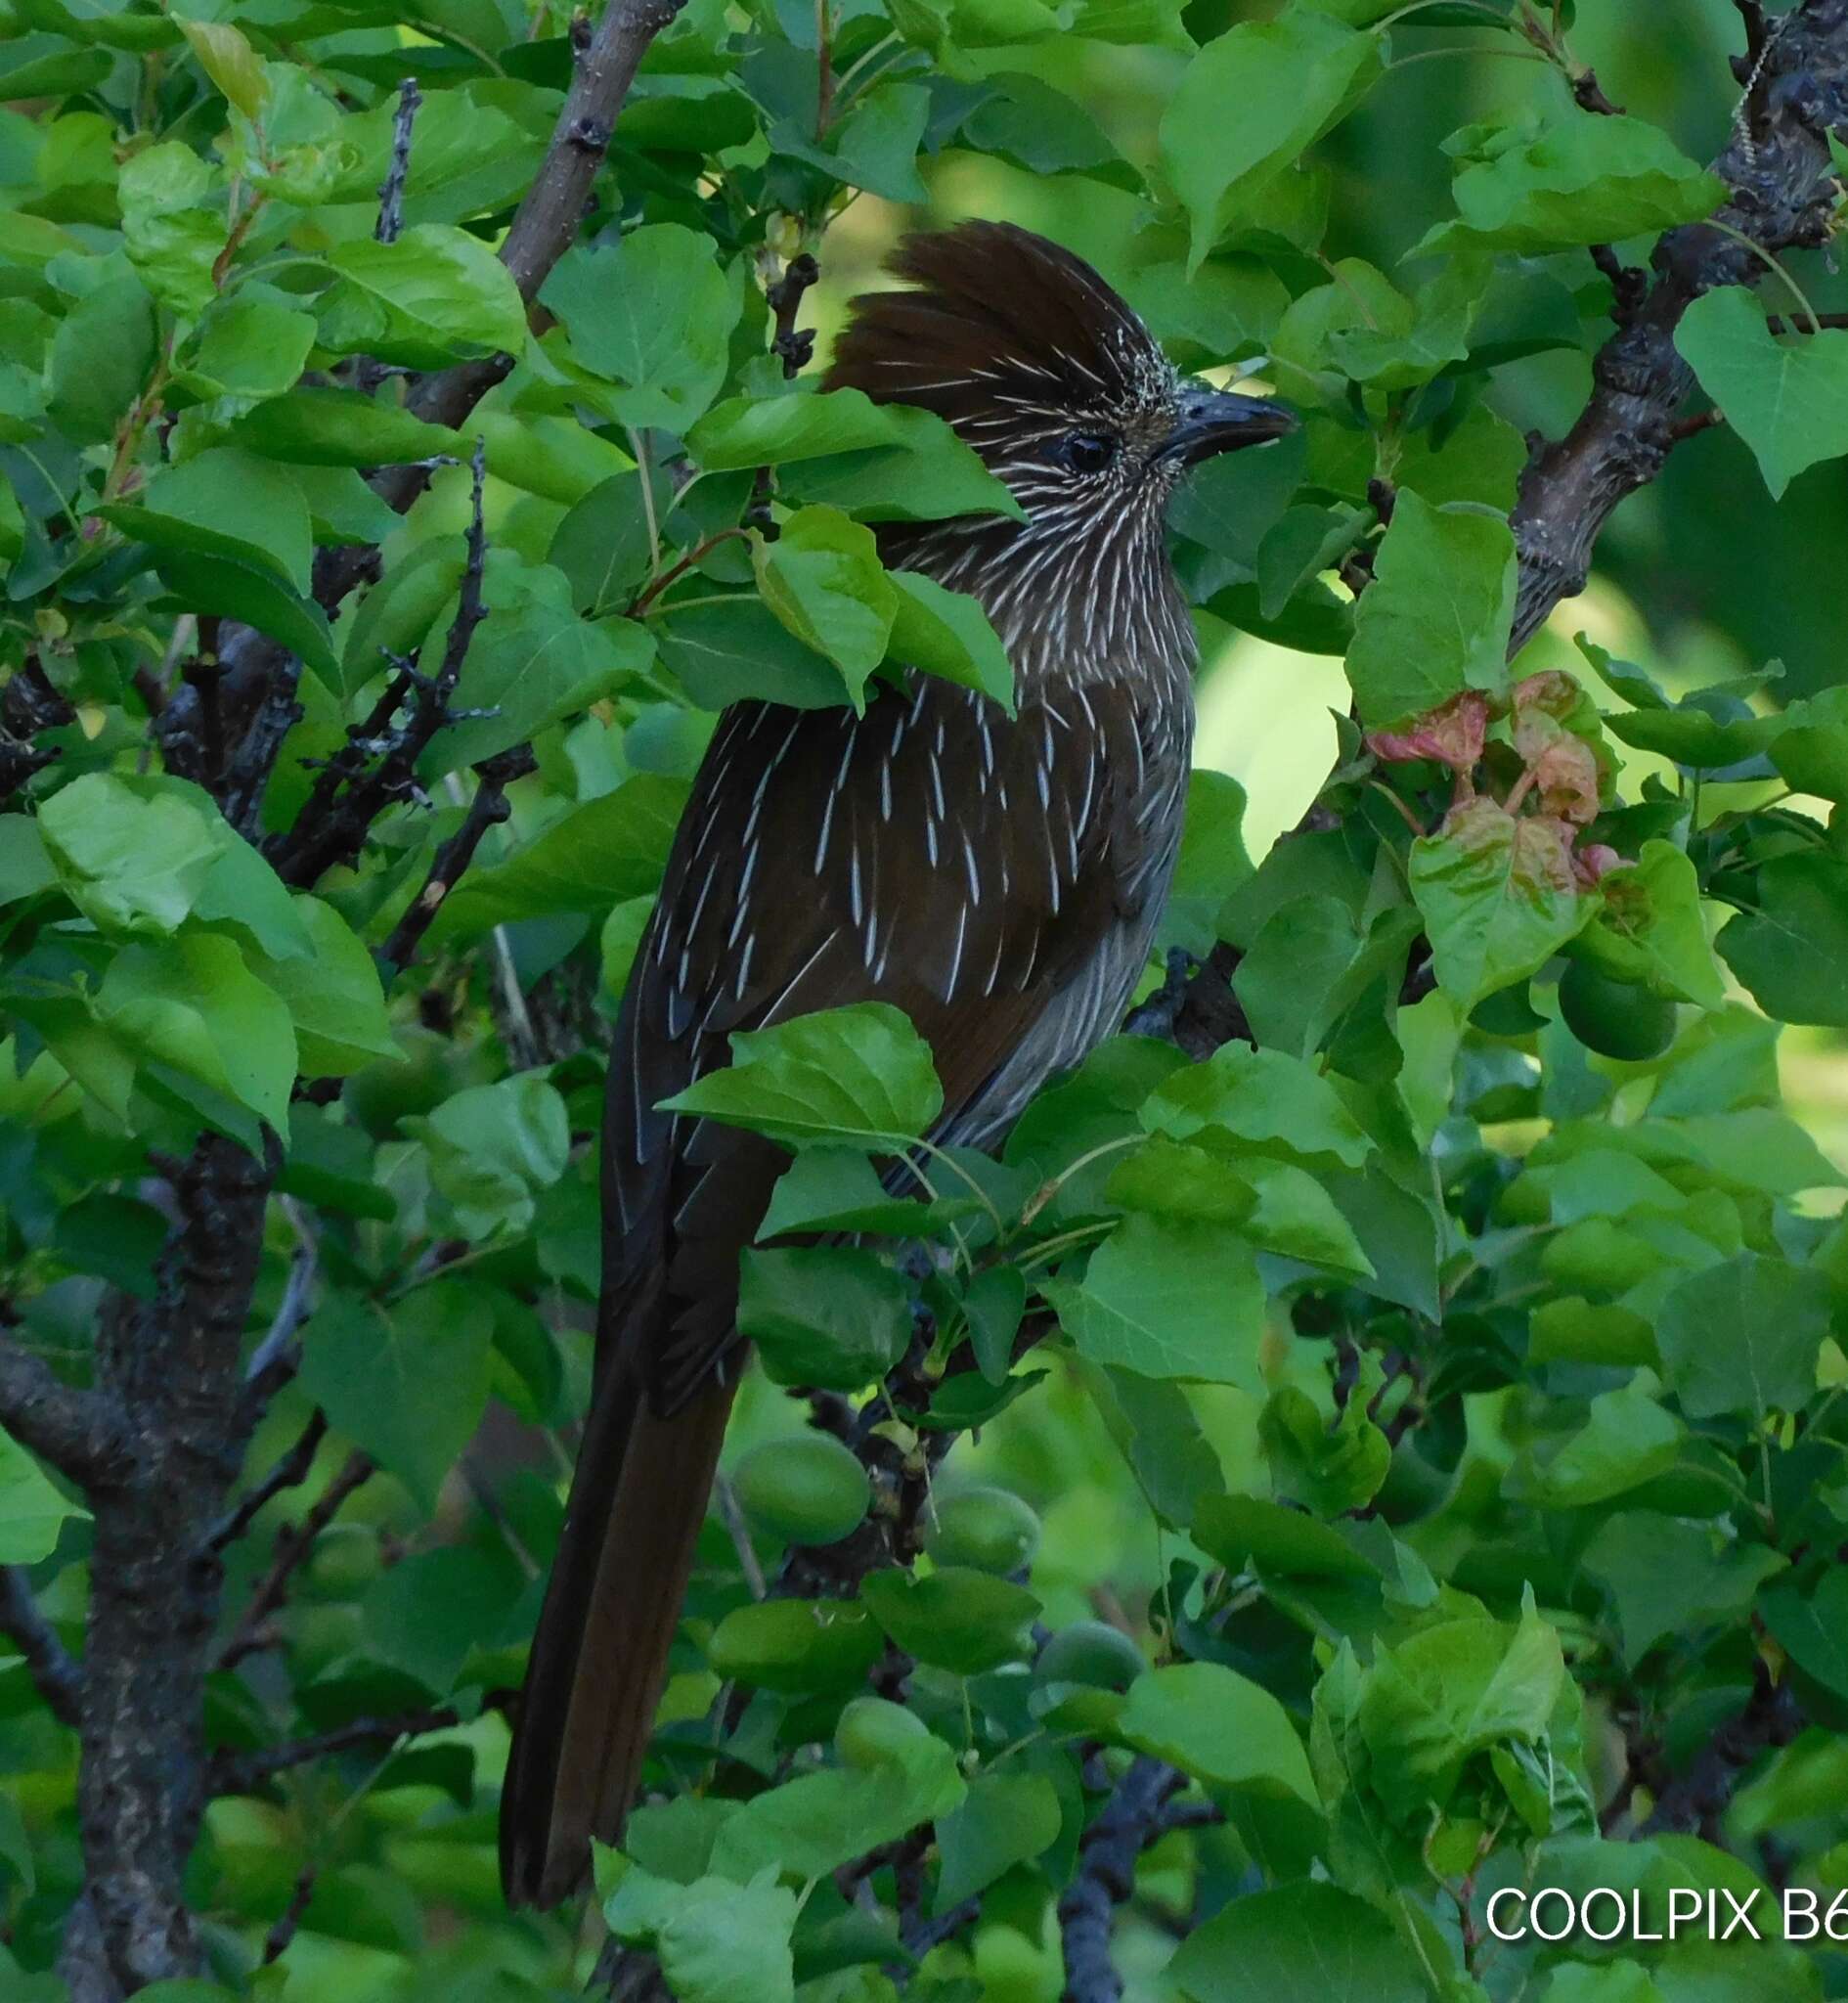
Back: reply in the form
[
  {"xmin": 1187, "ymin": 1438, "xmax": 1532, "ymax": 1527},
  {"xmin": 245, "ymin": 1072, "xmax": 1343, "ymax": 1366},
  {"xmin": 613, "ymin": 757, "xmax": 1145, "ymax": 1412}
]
[{"xmin": 1061, "ymin": 431, "xmax": 1118, "ymax": 475}]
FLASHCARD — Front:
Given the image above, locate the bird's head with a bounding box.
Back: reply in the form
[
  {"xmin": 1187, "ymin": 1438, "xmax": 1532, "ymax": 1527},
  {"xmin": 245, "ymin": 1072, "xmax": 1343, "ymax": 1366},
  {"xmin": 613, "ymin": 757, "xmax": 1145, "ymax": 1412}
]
[{"xmin": 823, "ymin": 221, "xmax": 1298, "ymax": 533}]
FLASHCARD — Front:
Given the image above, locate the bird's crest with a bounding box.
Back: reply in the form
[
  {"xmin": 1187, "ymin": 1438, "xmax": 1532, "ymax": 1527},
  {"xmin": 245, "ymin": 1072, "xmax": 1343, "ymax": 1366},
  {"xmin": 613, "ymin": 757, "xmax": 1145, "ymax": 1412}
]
[{"xmin": 824, "ymin": 222, "xmax": 1172, "ymax": 441}]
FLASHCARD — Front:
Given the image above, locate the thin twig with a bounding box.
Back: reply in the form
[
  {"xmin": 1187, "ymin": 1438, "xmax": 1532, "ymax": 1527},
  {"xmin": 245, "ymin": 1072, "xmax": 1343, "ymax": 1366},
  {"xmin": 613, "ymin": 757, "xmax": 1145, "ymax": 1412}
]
[
  {"xmin": 712, "ymin": 1475, "xmax": 768, "ymax": 1600},
  {"xmin": 0, "ymin": 1565, "xmax": 82, "ymax": 1727},
  {"xmin": 262, "ymin": 1868, "xmax": 317, "ymax": 1966},
  {"xmin": 240, "ymin": 1222, "xmax": 319, "ymax": 1401},
  {"xmin": 218, "ymin": 1450, "xmax": 375, "ymax": 1671},
  {"xmin": 375, "ymin": 77, "xmax": 421, "ymax": 245},
  {"xmin": 209, "ymin": 1706, "xmax": 459, "ymax": 1796},
  {"xmin": 206, "ymin": 1410, "xmax": 329, "ymax": 1554},
  {"xmin": 381, "ymin": 742, "xmax": 538, "ymax": 971}
]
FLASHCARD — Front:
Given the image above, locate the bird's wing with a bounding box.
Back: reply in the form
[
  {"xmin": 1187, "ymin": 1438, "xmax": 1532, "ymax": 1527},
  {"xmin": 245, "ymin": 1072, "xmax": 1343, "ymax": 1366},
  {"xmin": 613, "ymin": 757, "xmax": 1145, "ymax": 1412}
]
[{"xmin": 602, "ymin": 668, "xmax": 1187, "ymax": 1411}]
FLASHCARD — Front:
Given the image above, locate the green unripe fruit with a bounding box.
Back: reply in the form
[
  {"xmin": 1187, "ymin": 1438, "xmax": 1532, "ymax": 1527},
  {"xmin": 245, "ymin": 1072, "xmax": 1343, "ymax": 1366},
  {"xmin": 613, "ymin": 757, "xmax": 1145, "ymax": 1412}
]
[
  {"xmin": 1559, "ymin": 959, "xmax": 1677, "ymax": 1063},
  {"xmin": 732, "ymin": 1433, "xmax": 871, "ymax": 1546},
  {"xmin": 1034, "ymin": 1620, "xmax": 1146, "ymax": 1693},
  {"xmin": 926, "ymin": 1487, "xmax": 1041, "ymax": 1575},
  {"xmin": 834, "ymin": 1695, "xmax": 931, "ymax": 1770}
]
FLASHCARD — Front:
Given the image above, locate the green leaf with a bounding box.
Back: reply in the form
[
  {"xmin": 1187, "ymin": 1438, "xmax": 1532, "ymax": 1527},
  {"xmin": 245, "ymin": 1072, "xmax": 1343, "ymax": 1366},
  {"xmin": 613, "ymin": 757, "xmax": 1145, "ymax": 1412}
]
[
  {"xmin": 409, "ymin": 1075, "xmax": 571, "ymax": 1240},
  {"xmin": 298, "ymin": 1283, "xmax": 495, "ymax": 1511},
  {"xmin": 0, "ymin": 1422, "xmax": 88, "ymax": 1563},
  {"xmin": 1232, "ymin": 897, "xmax": 1418, "ymax": 1061},
  {"xmin": 244, "ymin": 896, "xmax": 394, "ymax": 1078},
  {"xmin": 1676, "ymin": 288, "xmax": 1848, "ymax": 500},
  {"xmin": 231, "ymin": 387, "xmax": 466, "ymax": 468},
  {"xmin": 431, "ymin": 774, "xmax": 687, "ymax": 944},
  {"xmin": 1139, "ymin": 1043, "xmax": 1374, "ymax": 1173},
  {"xmin": 178, "ymin": 293, "xmax": 317, "ymax": 404},
  {"xmin": 1574, "ymin": 840, "xmax": 1724, "ymax": 1007},
  {"xmin": 1760, "ymin": 1569, "xmax": 1848, "ymax": 1702},
  {"xmin": 656, "ymin": 596, "xmax": 851, "ymax": 710},
  {"xmin": 1358, "ymin": 1597, "xmax": 1565, "ymax": 1820},
  {"xmin": 189, "ymin": 833, "xmax": 312, "ymax": 962},
  {"xmin": 758, "ymin": 1146, "xmax": 971, "ymax": 1240},
  {"xmin": 1581, "ymin": 1512, "xmax": 1785, "ymax": 1665},
  {"xmin": 1344, "ymin": 490, "xmax": 1517, "ymax": 729},
  {"xmin": 98, "ymin": 933, "xmax": 295, "ymax": 1132},
  {"xmin": 707, "ymin": 1730, "xmax": 965, "ymax": 1880},
  {"xmin": 771, "ymin": 80, "xmax": 931, "ymax": 203},
  {"xmin": 550, "ymin": 469, "xmax": 664, "ymax": 615},
  {"xmin": 322, "ymin": 82, "xmax": 548, "ymax": 230},
  {"xmin": 886, "ymin": 571, "xmax": 1015, "ymax": 711},
  {"xmin": 540, "ymin": 224, "xmax": 739, "ymax": 432},
  {"xmin": 133, "ymin": 446, "xmax": 315, "ymax": 594},
  {"xmin": 1161, "ymin": 770, "xmax": 1254, "ymax": 957},
  {"xmin": 753, "ymin": 506, "xmax": 898, "ymax": 698},
  {"xmin": 688, "ymin": 388, "xmax": 1020, "ymax": 518},
  {"xmin": 1409, "ymin": 798, "xmax": 1595, "ymax": 1011},
  {"xmin": 1194, "ymin": 1492, "xmax": 1381, "ymax": 1583},
  {"xmin": 860, "ymin": 1566, "xmax": 1039, "ymax": 1674},
  {"xmin": 1261, "ymin": 1382, "xmax": 1390, "ymax": 1514},
  {"xmin": 47, "ymin": 275, "xmax": 156, "ymax": 445},
  {"xmin": 0, "ymin": 817, "xmax": 54, "ymax": 906},
  {"xmin": 117, "ymin": 141, "xmax": 223, "ymax": 318},
  {"xmin": 1167, "ymin": 1881, "xmax": 1430, "ymax": 2003},
  {"xmin": 1417, "ymin": 111, "xmax": 1725, "ymax": 256},
  {"xmin": 338, "ymin": 534, "xmax": 468, "ymax": 696},
  {"xmin": 935, "ymin": 1773, "xmax": 1061, "ymax": 1911},
  {"xmin": 1716, "ymin": 852, "xmax": 1848, "ymax": 1028},
  {"xmin": 435, "ymin": 564, "xmax": 656, "ymax": 771},
  {"xmin": 148, "ymin": 547, "xmax": 338, "ymax": 685},
  {"xmin": 659, "ymin": 1004, "xmax": 944, "ymax": 1149},
  {"xmin": 315, "ymin": 224, "xmax": 527, "ymax": 370},
  {"xmin": 1115, "ymin": 1663, "xmax": 1319, "ymax": 1803},
  {"xmin": 177, "ymin": 18, "xmax": 268, "ymax": 119},
  {"xmin": 605, "ymin": 1868, "xmax": 797, "ymax": 2003},
  {"xmin": 708, "ymin": 1598, "xmax": 885, "ymax": 1693},
  {"xmin": 1160, "ymin": 11, "xmax": 1383, "ymax": 273},
  {"xmin": 39, "ymin": 772, "xmax": 229, "ymax": 937},
  {"xmin": 1770, "ymin": 684, "xmax": 1848, "ymax": 802},
  {"xmin": 736, "ymin": 1246, "xmax": 913, "ymax": 1390},
  {"xmin": 363, "ymin": 1543, "xmax": 524, "ymax": 1693},
  {"xmin": 1655, "ymin": 1253, "xmax": 1829, "ymax": 1422},
  {"xmin": 1507, "ymin": 1385, "xmax": 1682, "ymax": 1509},
  {"xmin": 1044, "ymin": 1215, "xmax": 1264, "ymax": 1385}
]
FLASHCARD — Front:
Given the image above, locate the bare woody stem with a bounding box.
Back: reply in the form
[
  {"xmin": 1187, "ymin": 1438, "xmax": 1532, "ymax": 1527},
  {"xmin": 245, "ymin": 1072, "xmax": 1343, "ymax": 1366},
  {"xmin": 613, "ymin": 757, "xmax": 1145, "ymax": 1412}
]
[{"xmin": 1508, "ymin": 0, "xmax": 1848, "ymax": 654}]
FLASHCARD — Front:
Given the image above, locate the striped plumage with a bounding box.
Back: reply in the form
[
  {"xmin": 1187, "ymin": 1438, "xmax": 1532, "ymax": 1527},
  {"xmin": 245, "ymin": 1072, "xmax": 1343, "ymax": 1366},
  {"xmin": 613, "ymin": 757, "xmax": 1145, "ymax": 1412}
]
[{"xmin": 500, "ymin": 222, "xmax": 1297, "ymax": 1907}]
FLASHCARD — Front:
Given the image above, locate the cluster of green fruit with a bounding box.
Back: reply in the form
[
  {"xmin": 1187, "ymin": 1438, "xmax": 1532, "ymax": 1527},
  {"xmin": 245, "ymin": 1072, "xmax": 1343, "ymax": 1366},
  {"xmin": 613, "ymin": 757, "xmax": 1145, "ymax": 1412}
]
[{"xmin": 730, "ymin": 1435, "xmax": 1041, "ymax": 1576}]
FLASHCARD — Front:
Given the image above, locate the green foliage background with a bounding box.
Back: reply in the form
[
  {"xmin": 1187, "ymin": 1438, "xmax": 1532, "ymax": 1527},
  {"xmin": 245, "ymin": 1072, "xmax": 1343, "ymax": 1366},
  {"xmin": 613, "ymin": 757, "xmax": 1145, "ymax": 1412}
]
[{"xmin": 3, "ymin": 1, "xmax": 1848, "ymax": 2000}]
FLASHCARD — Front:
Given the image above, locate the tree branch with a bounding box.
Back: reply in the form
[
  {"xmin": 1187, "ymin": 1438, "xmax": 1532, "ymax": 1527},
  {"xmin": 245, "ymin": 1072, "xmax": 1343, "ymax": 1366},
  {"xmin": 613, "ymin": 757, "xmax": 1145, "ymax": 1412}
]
[
  {"xmin": 1057, "ymin": 1756, "xmax": 1185, "ymax": 2003},
  {"xmin": 0, "ymin": 1565, "xmax": 82, "ymax": 1727},
  {"xmin": 1642, "ymin": 1661, "xmax": 1805, "ymax": 1841},
  {"xmin": 154, "ymin": 0, "xmax": 690, "ymax": 834},
  {"xmin": 0, "ymin": 1337, "xmax": 128, "ymax": 1490},
  {"xmin": 1509, "ymin": 0, "xmax": 1848, "ymax": 652}
]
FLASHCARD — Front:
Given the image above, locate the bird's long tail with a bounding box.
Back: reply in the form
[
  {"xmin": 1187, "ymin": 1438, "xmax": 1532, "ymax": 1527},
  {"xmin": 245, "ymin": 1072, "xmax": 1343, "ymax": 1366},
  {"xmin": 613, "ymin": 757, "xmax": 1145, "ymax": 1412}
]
[{"xmin": 499, "ymin": 1359, "xmax": 736, "ymax": 1908}]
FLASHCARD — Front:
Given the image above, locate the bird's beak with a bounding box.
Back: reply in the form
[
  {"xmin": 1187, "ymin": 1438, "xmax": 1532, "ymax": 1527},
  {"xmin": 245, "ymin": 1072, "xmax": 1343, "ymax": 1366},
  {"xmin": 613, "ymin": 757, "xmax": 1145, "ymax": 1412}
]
[{"xmin": 1161, "ymin": 381, "xmax": 1298, "ymax": 466}]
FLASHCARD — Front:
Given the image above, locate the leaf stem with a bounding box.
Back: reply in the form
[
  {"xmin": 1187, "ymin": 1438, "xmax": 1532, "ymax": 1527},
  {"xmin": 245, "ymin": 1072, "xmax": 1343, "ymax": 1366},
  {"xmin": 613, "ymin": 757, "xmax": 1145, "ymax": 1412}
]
[{"xmin": 1701, "ymin": 218, "xmax": 1825, "ymax": 334}]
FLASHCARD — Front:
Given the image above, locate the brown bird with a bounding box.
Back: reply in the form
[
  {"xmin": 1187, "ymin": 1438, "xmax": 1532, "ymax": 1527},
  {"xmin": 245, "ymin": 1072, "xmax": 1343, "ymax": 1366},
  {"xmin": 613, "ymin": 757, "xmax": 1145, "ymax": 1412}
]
[{"xmin": 499, "ymin": 221, "xmax": 1297, "ymax": 1905}]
